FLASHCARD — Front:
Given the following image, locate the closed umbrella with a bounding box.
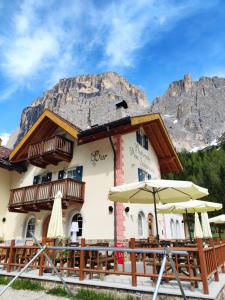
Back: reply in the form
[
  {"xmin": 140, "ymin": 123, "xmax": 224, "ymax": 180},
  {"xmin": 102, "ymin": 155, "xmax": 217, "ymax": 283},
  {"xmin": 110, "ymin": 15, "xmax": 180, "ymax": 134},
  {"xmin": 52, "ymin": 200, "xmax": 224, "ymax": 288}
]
[
  {"xmin": 47, "ymin": 191, "xmax": 65, "ymax": 239},
  {"xmin": 201, "ymin": 212, "xmax": 212, "ymax": 238},
  {"xmin": 194, "ymin": 212, "xmax": 203, "ymax": 238},
  {"xmin": 109, "ymin": 179, "xmax": 208, "ymax": 242},
  {"xmin": 157, "ymin": 200, "xmax": 221, "ymax": 240}
]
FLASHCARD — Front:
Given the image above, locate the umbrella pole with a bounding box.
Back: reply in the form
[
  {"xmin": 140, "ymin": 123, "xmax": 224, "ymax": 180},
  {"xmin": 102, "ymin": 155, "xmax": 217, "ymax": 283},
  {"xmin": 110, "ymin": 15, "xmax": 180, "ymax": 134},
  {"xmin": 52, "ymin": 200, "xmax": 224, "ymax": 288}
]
[
  {"xmin": 185, "ymin": 210, "xmax": 192, "ymax": 242},
  {"xmin": 153, "ymin": 190, "xmax": 160, "ymax": 244}
]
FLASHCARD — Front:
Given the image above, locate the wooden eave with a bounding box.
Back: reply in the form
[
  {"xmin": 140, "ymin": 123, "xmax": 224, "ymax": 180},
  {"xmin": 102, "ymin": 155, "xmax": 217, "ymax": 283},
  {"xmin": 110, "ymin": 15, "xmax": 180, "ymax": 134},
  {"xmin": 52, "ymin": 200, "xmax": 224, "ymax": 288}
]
[
  {"xmin": 78, "ymin": 113, "xmax": 183, "ymax": 174},
  {"xmin": 10, "ymin": 110, "xmax": 80, "ymax": 162}
]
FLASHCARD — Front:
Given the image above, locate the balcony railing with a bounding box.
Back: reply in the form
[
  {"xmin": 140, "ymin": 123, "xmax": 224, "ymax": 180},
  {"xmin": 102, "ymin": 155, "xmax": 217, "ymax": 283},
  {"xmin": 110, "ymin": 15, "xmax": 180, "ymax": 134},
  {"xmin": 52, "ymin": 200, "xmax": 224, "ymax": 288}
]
[
  {"xmin": 28, "ymin": 135, "xmax": 73, "ymax": 168},
  {"xmin": 8, "ymin": 178, "xmax": 85, "ymax": 213}
]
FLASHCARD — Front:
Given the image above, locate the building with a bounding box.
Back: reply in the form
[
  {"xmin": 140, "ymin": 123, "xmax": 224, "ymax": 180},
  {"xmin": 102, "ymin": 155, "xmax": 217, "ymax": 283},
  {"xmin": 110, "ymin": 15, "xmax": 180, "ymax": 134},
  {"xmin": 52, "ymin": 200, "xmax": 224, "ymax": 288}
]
[{"xmin": 0, "ymin": 110, "xmax": 185, "ymax": 242}]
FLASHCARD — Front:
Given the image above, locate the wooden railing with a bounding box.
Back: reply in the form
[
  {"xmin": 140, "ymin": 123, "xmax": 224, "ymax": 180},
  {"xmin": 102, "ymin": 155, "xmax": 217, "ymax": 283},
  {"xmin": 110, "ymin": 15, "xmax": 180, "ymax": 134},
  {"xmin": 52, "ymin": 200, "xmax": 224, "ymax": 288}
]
[
  {"xmin": 8, "ymin": 178, "xmax": 85, "ymax": 212},
  {"xmin": 28, "ymin": 135, "xmax": 73, "ymax": 159},
  {"xmin": 0, "ymin": 238, "xmax": 224, "ymax": 294}
]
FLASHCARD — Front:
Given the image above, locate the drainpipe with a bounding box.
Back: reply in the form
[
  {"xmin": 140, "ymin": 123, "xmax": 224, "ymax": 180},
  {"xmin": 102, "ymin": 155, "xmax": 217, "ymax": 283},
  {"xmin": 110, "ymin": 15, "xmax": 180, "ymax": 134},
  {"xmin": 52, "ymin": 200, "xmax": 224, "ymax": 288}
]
[{"xmin": 107, "ymin": 126, "xmax": 117, "ymax": 246}]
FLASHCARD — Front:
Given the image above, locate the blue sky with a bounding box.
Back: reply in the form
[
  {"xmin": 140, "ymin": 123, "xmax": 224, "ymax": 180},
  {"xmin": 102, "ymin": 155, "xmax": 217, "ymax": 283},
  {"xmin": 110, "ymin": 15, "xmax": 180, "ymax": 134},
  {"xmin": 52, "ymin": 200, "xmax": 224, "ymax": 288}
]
[{"xmin": 0, "ymin": 0, "xmax": 225, "ymax": 145}]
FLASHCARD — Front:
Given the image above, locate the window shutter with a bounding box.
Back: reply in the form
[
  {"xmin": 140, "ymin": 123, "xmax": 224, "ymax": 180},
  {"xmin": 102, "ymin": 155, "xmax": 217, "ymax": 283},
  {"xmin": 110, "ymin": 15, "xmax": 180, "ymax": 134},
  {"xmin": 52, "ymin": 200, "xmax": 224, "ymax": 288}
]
[
  {"xmin": 58, "ymin": 170, "xmax": 65, "ymax": 180},
  {"xmin": 144, "ymin": 135, "xmax": 149, "ymax": 150},
  {"xmin": 47, "ymin": 172, "xmax": 52, "ymax": 182},
  {"xmin": 33, "ymin": 175, "xmax": 40, "ymax": 185},
  {"xmin": 136, "ymin": 131, "xmax": 142, "ymax": 145},
  {"xmin": 75, "ymin": 166, "xmax": 83, "ymax": 181}
]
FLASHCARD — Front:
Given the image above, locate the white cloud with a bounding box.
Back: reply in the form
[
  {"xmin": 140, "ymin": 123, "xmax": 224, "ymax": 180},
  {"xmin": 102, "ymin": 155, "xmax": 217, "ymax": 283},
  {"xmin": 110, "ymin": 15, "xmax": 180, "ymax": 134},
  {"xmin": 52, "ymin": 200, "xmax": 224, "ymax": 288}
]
[
  {"xmin": 0, "ymin": 0, "xmax": 206, "ymax": 100},
  {"xmin": 100, "ymin": 0, "xmax": 204, "ymax": 68},
  {"xmin": 0, "ymin": 132, "xmax": 10, "ymax": 146}
]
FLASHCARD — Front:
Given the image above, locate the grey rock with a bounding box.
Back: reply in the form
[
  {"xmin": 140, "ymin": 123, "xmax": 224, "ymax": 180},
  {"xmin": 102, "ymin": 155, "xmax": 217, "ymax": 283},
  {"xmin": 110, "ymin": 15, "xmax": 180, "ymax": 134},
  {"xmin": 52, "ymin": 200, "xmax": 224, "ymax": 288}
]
[
  {"xmin": 151, "ymin": 74, "xmax": 225, "ymax": 151},
  {"xmin": 15, "ymin": 72, "xmax": 149, "ymax": 144},
  {"xmin": 12, "ymin": 72, "xmax": 225, "ymax": 152}
]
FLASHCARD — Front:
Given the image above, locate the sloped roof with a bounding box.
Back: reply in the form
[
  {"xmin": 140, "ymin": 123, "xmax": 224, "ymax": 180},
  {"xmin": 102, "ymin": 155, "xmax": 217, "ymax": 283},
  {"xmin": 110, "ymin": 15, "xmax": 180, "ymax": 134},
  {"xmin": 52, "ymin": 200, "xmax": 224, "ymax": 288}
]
[
  {"xmin": 9, "ymin": 109, "xmax": 182, "ymax": 174},
  {"xmin": 0, "ymin": 146, "xmax": 25, "ymax": 172},
  {"xmin": 79, "ymin": 113, "xmax": 183, "ymax": 173},
  {"xmin": 10, "ymin": 109, "xmax": 80, "ymax": 162}
]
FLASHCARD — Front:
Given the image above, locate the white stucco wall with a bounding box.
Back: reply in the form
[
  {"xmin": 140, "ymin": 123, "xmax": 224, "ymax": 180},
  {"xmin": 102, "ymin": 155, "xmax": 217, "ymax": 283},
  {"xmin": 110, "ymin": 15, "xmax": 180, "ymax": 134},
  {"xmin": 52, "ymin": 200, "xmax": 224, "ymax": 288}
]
[
  {"xmin": 2, "ymin": 128, "xmax": 185, "ymax": 242},
  {"xmin": 0, "ymin": 168, "xmax": 11, "ymax": 240},
  {"xmin": 7, "ymin": 137, "xmax": 115, "ymax": 241}
]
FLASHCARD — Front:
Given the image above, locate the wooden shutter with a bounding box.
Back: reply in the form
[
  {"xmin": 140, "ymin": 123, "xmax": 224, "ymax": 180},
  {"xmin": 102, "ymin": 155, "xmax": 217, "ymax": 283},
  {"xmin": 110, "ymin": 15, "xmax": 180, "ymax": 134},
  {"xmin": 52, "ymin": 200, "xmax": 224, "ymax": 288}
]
[{"xmin": 58, "ymin": 170, "xmax": 65, "ymax": 180}]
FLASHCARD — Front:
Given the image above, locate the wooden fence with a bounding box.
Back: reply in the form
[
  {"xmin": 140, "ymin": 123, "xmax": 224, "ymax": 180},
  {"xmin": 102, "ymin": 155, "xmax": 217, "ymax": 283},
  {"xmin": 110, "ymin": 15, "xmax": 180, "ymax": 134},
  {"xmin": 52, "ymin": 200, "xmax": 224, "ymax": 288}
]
[{"xmin": 0, "ymin": 238, "xmax": 224, "ymax": 294}]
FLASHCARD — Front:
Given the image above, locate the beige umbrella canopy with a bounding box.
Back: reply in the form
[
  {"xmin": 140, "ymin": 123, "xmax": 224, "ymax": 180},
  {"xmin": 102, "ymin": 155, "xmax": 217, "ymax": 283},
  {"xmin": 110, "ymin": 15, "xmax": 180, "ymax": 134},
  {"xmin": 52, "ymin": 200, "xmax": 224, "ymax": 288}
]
[
  {"xmin": 47, "ymin": 191, "xmax": 65, "ymax": 239},
  {"xmin": 157, "ymin": 200, "xmax": 221, "ymax": 239},
  {"xmin": 109, "ymin": 179, "xmax": 208, "ymax": 242},
  {"xmin": 209, "ymin": 214, "xmax": 225, "ymax": 224},
  {"xmin": 157, "ymin": 200, "xmax": 222, "ymax": 214}
]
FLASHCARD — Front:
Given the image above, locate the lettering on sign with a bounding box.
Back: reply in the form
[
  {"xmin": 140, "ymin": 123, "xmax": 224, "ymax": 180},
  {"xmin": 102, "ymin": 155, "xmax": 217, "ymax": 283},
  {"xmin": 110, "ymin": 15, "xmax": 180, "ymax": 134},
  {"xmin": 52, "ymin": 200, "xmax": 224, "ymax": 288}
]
[
  {"xmin": 91, "ymin": 150, "xmax": 108, "ymax": 165},
  {"xmin": 129, "ymin": 142, "xmax": 152, "ymax": 171}
]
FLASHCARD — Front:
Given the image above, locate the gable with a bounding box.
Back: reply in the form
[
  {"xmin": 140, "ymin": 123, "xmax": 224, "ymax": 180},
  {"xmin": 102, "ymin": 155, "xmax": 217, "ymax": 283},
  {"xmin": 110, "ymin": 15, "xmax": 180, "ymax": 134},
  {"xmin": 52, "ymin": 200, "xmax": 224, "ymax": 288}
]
[{"xmin": 10, "ymin": 110, "xmax": 80, "ymax": 162}]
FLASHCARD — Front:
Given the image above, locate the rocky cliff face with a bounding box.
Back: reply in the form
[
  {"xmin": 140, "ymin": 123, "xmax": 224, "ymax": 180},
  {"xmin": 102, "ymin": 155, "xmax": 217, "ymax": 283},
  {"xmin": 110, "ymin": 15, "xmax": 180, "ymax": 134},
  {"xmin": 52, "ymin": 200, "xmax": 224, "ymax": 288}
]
[
  {"xmin": 16, "ymin": 72, "xmax": 149, "ymax": 143},
  {"xmin": 12, "ymin": 72, "xmax": 225, "ymax": 152},
  {"xmin": 151, "ymin": 74, "xmax": 225, "ymax": 151}
]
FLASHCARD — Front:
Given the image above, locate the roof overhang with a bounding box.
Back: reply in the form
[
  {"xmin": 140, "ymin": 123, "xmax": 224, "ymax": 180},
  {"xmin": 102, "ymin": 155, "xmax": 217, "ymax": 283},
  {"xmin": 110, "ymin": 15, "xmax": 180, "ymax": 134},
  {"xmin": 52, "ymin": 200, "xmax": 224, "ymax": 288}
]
[
  {"xmin": 78, "ymin": 113, "xmax": 183, "ymax": 174},
  {"xmin": 10, "ymin": 110, "xmax": 80, "ymax": 162}
]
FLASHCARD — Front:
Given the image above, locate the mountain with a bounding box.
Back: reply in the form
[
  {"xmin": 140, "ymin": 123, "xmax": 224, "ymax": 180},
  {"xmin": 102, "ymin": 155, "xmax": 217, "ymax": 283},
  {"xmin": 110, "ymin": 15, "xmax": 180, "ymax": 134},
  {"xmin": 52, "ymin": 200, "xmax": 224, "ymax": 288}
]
[
  {"xmin": 10, "ymin": 72, "xmax": 225, "ymax": 152},
  {"xmin": 15, "ymin": 72, "xmax": 149, "ymax": 144},
  {"xmin": 151, "ymin": 74, "xmax": 225, "ymax": 151}
]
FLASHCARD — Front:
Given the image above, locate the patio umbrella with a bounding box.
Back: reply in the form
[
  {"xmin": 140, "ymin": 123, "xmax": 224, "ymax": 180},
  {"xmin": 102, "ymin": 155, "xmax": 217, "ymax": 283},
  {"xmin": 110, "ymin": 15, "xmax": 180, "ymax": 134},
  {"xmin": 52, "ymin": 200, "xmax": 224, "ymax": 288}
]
[
  {"xmin": 47, "ymin": 191, "xmax": 65, "ymax": 239},
  {"xmin": 194, "ymin": 212, "xmax": 203, "ymax": 238},
  {"xmin": 209, "ymin": 214, "xmax": 225, "ymax": 237},
  {"xmin": 209, "ymin": 214, "xmax": 225, "ymax": 224},
  {"xmin": 108, "ymin": 179, "xmax": 208, "ymax": 242},
  {"xmin": 201, "ymin": 212, "xmax": 212, "ymax": 238},
  {"xmin": 157, "ymin": 200, "xmax": 221, "ymax": 240}
]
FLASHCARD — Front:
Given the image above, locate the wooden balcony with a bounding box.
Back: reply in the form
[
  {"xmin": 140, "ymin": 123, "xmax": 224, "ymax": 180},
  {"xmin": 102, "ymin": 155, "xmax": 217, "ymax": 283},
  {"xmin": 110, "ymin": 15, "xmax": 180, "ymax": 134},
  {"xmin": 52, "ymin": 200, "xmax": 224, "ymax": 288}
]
[
  {"xmin": 8, "ymin": 178, "xmax": 85, "ymax": 213},
  {"xmin": 28, "ymin": 135, "xmax": 73, "ymax": 168}
]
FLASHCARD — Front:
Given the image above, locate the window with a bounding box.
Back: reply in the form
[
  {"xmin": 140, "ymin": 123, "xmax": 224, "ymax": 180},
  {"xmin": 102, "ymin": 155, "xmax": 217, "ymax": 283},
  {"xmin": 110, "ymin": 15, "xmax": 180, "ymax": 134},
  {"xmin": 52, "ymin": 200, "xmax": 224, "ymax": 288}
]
[
  {"xmin": 138, "ymin": 211, "xmax": 146, "ymax": 237},
  {"xmin": 33, "ymin": 172, "xmax": 52, "ymax": 185},
  {"xmin": 138, "ymin": 168, "xmax": 151, "ymax": 181},
  {"xmin": 70, "ymin": 213, "xmax": 83, "ymax": 237},
  {"xmin": 25, "ymin": 217, "xmax": 36, "ymax": 238},
  {"xmin": 58, "ymin": 166, "xmax": 83, "ymax": 181},
  {"xmin": 136, "ymin": 130, "xmax": 148, "ymax": 150}
]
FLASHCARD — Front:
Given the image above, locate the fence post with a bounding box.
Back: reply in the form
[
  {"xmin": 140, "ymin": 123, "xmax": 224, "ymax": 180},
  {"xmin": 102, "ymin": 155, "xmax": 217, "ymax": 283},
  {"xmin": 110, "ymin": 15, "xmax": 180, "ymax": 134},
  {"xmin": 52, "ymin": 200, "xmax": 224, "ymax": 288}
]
[
  {"xmin": 39, "ymin": 238, "xmax": 46, "ymax": 276},
  {"xmin": 209, "ymin": 238, "xmax": 219, "ymax": 281},
  {"xmin": 79, "ymin": 238, "xmax": 85, "ymax": 281},
  {"xmin": 130, "ymin": 238, "xmax": 137, "ymax": 287},
  {"xmin": 7, "ymin": 240, "xmax": 15, "ymax": 273},
  {"xmin": 196, "ymin": 238, "xmax": 209, "ymax": 294},
  {"xmin": 221, "ymin": 238, "xmax": 225, "ymax": 273}
]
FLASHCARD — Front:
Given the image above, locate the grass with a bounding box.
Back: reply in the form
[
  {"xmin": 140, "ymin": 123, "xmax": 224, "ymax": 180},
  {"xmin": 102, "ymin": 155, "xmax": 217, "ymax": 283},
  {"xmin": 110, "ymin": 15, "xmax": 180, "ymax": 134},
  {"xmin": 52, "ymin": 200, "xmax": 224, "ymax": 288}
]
[
  {"xmin": 11, "ymin": 279, "xmax": 43, "ymax": 291},
  {"xmin": 0, "ymin": 276, "xmax": 10, "ymax": 285},
  {"xmin": 0, "ymin": 276, "xmax": 43, "ymax": 291},
  {"xmin": 74, "ymin": 289, "xmax": 134, "ymax": 300},
  {"xmin": 0, "ymin": 277, "xmax": 134, "ymax": 300},
  {"xmin": 47, "ymin": 287, "xmax": 134, "ymax": 299},
  {"xmin": 47, "ymin": 286, "xmax": 70, "ymax": 298}
]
